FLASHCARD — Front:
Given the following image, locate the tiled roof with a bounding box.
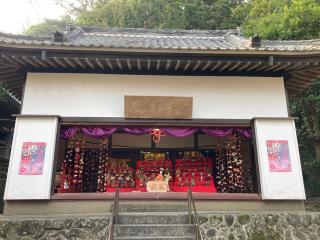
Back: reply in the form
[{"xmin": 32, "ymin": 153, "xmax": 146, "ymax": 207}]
[{"xmin": 0, "ymin": 27, "xmax": 320, "ymax": 51}]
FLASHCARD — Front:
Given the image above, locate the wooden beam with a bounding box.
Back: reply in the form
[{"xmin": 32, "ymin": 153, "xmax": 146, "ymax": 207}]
[
  {"xmin": 105, "ymin": 59, "xmax": 114, "ymax": 69},
  {"xmin": 246, "ymin": 62, "xmax": 262, "ymax": 71},
  {"xmin": 84, "ymin": 58, "xmax": 95, "ymax": 69},
  {"xmin": 32, "ymin": 57, "xmax": 49, "ymax": 68},
  {"xmin": 147, "ymin": 60, "xmax": 151, "ymax": 71},
  {"xmin": 0, "ymin": 68, "xmax": 19, "ymax": 75},
  {"xmin": 307, "ymin": 69, "xmax": 320, "ymax": 75},
  {"xmin": 22, "ymin": 56, "xmax": 42, "ymax": 67},
  {"xmin": 262, "ymin": 62, "xmax": 283, "ymax": 72},
  {"xmin": 46, "ymin": 59, "xmax": 58, "ymax": 68},
  {"xmin": 126, "ymin": 59, "xmax": 132, "ymax": 70},
  {"xmin": 64, "ymin": 57, "xmax": 77, "ymax": 69},
  {"xmin": 294, "ymin": 71, "xmax": 319, "ymax": 80},
  {"xmin": 183, "ymin": 60, "xmax": 191, "ymax": 71},
  {"xmin": 95, "ymin": 58, "xmax": 105, "ymax": 69},
  {"xmin": 74, "ymin": 57, "xmax": 86, "ymax": 68},
  {"xmin": 116, "ymin": 59, "xmax": 123, "ymax": 70},
  {"xmin": 271, "ymin": 63, "xmax": 291, "ymax": 72},
  {"xmin": 228, "ymin": 61, "xmax": 242, "ymax": 71},
  {"xmin": 53, "ymin": 57, "xmax": 68, "ymax": 68},
  {"xmin": 174, "ymin": 60, "xmax": 181, "ymax": 71},
  {"xmin": 156, "ymin": 60, "xmax": 161, "ymax": 71},
  {"xmin": 210, "ymin": 61, "xmax": 222, "ymax": 71},
  {"xmin": 192, "ymin": 60, "xmax": 201, "ymax": 71},
  {"xmin": 254, "ymin": 63, "xmax": 269, "ymax": 72},
  {"xmin": 1, "ymin": 55, "xmax": 23, "ymax": 67},
  {"xmin": 137, "ymin": 59, "xmax": 141, "ymax": 70},
  {"xmin": 237, "ymin": 62, "xmax": 252, "ymax": 71},
  {"xmin": 219, "ymin": 61, "xmax": 232, "ymax": 71},
  {"xmin": 287, "ymin": 77, "xmax": 311, "ymax": 85},
  {"xmin": 0, "ymin": 72, "xmax": 21, "ymax": 79},
  {"xmin": 51, "ymin": 192, "xmax": 261, "ymax": 200},
  {"xmin": 201, "ymin": 61, "xmax": 212, "ymax": 71},
  {"xmin": 165, "ymin": 60, "xmax": 172, "ymax": 71},
  {"xmin": 291, "ymin": 73, "xmax": 316, "ymax": 82},
  {"xmin": 12, "ymin": 56, "xmax": 29, "ymax": 66}
]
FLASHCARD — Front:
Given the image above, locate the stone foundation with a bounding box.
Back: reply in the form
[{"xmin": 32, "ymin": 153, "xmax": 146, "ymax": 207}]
[
  {"xmin": 199, "ymin": 212, "xmax": 320, "ymax": 240},
  {"xmin": 0, "ymin": 215, "xmax": 110, "ymax": 240},
  {"xmin": 0, "ymin": 212, "xmax": 319, "ymax": 239}
]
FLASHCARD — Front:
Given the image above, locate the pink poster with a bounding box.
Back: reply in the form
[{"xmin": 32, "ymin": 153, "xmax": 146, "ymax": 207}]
[
  {"xmin": 19, "ymin": 142, "xmax": 46, "ymax": 175},
  {"xmin": 266, "ymin": 140, "xmax": 291, "ymax": 172}
]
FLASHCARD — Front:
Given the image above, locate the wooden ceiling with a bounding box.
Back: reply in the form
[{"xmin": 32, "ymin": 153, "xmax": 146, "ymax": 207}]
[{"xmin": 0, "ymin": 48, "xmax": 319, "ymax": 103}]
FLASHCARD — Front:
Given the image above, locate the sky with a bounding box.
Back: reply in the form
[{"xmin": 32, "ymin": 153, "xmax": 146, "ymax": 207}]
[{"xmin": 0, "ymin": 0, "xmax": 65, "ymax": 34}]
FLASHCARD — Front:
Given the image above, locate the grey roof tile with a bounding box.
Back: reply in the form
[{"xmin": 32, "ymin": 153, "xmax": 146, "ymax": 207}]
[{"xmin": 0, "ymin": 27, "xmax": 319, "ymax": 52}]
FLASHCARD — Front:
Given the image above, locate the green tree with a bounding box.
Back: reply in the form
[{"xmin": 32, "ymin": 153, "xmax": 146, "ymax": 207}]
[
  {"xmin": 25, "ymin": 17, "xmax": 73, "ymax": 36},
  {"xmin": 237, "ymin": 0, "xmax": 320, "ymax": 40},
  {"xmin": 291, "ymin": 81, "xmax": 320, "ymax": 161}
]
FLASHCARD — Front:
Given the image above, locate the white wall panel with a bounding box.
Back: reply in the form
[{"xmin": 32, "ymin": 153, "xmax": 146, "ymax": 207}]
[
  {"xmin": 254, "ymin": 118, "xmax": 305, "ymax": 200},
  {"xmin": 4, "ymin": 116, "xmax": 58, "ymax": 200},
  {"xmin": 22, "ymin": 73, "xmax": 288, "ymax": 119}
]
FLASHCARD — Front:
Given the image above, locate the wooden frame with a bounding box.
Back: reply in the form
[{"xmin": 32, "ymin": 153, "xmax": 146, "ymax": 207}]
[
  {"xmin": 52, "ymin": 117, "xmax": 260, "ymax": 200},
  {"xmin": 51, "ymin": 192, "xmax": 261, "ymax": 201}
]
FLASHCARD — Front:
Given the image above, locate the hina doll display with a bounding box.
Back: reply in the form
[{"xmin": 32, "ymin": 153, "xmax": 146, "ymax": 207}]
[
  {"xmin": 173, "ymin": 151, "xmax": 217, "ymax": 192},
  {"xmin": 105, "ymin": 158, "xmax": 135, "ymax": 190},
  {"xmin": 135, "ymin": 152, "xmax": 173, "ymax": 191}
]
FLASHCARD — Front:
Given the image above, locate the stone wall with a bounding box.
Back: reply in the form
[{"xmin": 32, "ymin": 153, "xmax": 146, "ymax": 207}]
[
  {"xmin": 0, "ymin": 212, "xmax": 319, "ymax": 239},
  {"xmin": 199, "ymin": 212, "xmax": 320, "ymax": 240},
  {"xmin": 0, "ymin": 215, "xmax": 110, "ymax": 240}
]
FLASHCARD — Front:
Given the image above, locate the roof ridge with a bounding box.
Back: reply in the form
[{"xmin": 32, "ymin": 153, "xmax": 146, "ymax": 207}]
[{"xmin": 80, "ymin": 26, "xmax": 237, "ymax": 37}]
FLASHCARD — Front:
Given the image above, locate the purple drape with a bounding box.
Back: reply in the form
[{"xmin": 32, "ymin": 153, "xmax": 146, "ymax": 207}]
[
  {"xmin": 201, "ymin": 128, "xmax": 234, "ymax": 137},
  {"xmin": 60, "ymin": 126, "xmax": 252, "ymax": 139},
  {"xmin": 81, "ymin": 127, "xmax": 118, "ymax": 138},
  {"xmin": 121, "ymin": 127, "xmax": 151, "ymax": 135},
  {"xmin": 162, "ymin": 127, "xmax": 198, "ymax": 137}
]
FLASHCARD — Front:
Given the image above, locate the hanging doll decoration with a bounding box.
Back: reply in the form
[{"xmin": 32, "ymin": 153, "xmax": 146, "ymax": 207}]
[
  {"xmin": 60, "ymin": 138, "xmax": 75, "ymax": 192},
  {"xmin": 72, "ymin": 137, "xmax": 85, "ymax": 192},
  {"xmin": 226, "ymin": 133, "xmax": 245, "ymax": 193},
  {"xmin": 215, "ymin": 143, "xmax": 228, "ymax": 192},
  {"xmin": 97, "ymin": 138, "xmax": 108, "ymax": 192}
]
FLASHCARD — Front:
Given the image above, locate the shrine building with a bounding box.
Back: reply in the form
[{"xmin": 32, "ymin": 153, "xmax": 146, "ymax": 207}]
[{"xmin": 1, "ymin": 27, "xmax": 318, "ymax": 215}]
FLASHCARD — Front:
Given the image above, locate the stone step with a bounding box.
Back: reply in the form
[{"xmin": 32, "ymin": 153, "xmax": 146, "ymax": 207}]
[
  {"xmin": 118, "ymin": 212, "xmax": 190, "ymax": 224},
  {"xmin": 114, "ymin": 224, "xmax": 195, "ymax": 237},
  {"xmin": 114, "ymin": 236, "xmax": 196, "ymax": 240},
  {"xmin": 116, "ymin": 203, "xmax": 188, "ymax": 212}
]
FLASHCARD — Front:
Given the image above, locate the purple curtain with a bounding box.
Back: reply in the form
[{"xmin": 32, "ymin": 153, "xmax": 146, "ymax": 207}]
[
  {"xmin": 236, "ymin": 129, "xmax": 253, "ymax": 138},
  {"xmin": 81, "ymin": 127, "xmax": 118, "ymax": 138},
  {"xmin": 162, "ymin": 127, "xmax": 198, "ymax": 137},
  {"xmin": 121, "ymin": 127, "xmax": 151, "ymax": 135},
  {"xmin": 201, "ymin": 128, "xmax": 233, "ymax": 137},
  {"xmin": 60, "ymin": 127, "xmax": 79, "ymax": 139},
  {"xmin": 60, "ymin": 126, "xmax": 252, "ymax": 139}
]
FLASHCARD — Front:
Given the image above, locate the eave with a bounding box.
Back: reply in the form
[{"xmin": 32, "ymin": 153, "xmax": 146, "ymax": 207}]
[{"xmin": 0, "ymin": 45, "xmax": 319, "ymax": 102}]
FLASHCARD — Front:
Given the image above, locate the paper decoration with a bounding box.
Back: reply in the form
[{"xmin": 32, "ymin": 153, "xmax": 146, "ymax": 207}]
[
  {"xmin": 266, "ymin": 140, "xmax": 291, "ymax": 172},
  {"xmin": 150, "ymin": 128, "xmax": 166, "ymax": 143},
  {"xmin": 19, "ymin": 142, "xmax": 46, "ymax": 175}
]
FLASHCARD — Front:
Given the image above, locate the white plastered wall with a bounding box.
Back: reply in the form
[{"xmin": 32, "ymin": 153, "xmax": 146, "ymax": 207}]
[
  {"xmin": 254, "ymin": 118, "xmax": 305, "ymax": 200},
  {"xmin": 4, "ymin": 116, "xmax": 58, "ymax": 200},
  {"xmin": 22, "ymin": 73, "xmax": 289, "ymax": 119},
  {"xmin": 11, "ymin": 73, "xmax": 304, "ymax": 200}
]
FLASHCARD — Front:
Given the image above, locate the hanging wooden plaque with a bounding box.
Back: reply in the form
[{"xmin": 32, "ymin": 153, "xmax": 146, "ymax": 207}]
[{"xmin": 124, "ymin": 95, "xmax": 193, "ymax": 119}]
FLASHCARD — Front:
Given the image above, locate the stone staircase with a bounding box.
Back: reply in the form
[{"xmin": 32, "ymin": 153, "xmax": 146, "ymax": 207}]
[{"xmin": 113, "ymin": 204, "xmax": 196, "ymax": 240}]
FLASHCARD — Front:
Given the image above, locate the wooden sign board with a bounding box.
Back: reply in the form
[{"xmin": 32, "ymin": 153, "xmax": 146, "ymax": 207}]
[{"xmin": 124, "ymin": 96, "xmax": 193, "ymax": 119}]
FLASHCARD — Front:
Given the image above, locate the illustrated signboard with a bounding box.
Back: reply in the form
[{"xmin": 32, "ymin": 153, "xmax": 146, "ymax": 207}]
[
  {"xmin": 19, "ymin": 142, "xmax": 46, "ymax": 175},
  {"xmin": 266, "ymin": 140, "xmax": 291, "ymax": 172}
]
